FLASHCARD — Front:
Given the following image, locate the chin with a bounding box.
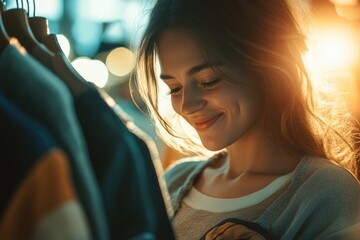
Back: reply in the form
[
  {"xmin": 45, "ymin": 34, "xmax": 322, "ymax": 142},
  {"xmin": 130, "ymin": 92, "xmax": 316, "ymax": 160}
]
[{"xmin": 201, "ymin": 140, "xmax": 226, "ymax": 152}]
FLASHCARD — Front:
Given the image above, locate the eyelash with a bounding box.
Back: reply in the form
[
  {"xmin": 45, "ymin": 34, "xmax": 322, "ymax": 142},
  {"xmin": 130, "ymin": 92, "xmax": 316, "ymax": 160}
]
[
  {"xmin": 201, "ymin": 78, "xmax": 222, "ymax": 89},
  {"xmin": 167, "ymin": 78, "xmax": 222, "ymax": 95}
]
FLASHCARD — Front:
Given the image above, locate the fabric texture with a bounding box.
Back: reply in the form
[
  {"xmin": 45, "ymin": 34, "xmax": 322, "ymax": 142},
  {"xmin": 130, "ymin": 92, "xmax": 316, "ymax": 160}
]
[
  {"xmin": 0, "ymin": 93, "xmax": 91, "ymax": 240},
  {"xmin": 164, "ymin": 154, "xmax": 360, "ymax": 239},
  {"xmin": 0, "ymin": 92, "xmax": 55, "ymax": 217},
  {"xmin": 0, "ymin": 42, "xmax": 109, "ymax": 240},
  {"xmin": 0, "ymin": 149, "xmax": 91, "ymax": 240},
  {"xmin": 173, "ymin": 186, "xmax": 286, "ymax": 240},
  {"xmin": 73, "ymin": 87, "xmax": 174, "ymax": 239},
  {"xmin": 183, "ymin": 172, "xmax": 292, "ymax": 212},
  {"xmin": 200, "ymin": 218, "xmax": 272, "ymax": 240}
]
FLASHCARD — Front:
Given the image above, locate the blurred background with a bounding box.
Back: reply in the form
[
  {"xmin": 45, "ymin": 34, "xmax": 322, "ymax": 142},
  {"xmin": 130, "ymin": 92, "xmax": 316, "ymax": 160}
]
[{"xmin": 4, "ymin": 0, "xmax": 360, "ymax": 168}]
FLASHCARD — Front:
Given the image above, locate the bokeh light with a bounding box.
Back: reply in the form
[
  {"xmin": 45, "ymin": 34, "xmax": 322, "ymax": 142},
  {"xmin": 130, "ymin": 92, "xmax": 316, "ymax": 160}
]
[
  {"xmin": 71, "ymin": 57, "xmax": 109, "ymax": 88},
  {"xmin": 56, "ymin": 34, "xmax": 71, "ymax": 58},
  {"xmin": 106, "ymin": 47, "xmax": 135, "ymax": 77}
]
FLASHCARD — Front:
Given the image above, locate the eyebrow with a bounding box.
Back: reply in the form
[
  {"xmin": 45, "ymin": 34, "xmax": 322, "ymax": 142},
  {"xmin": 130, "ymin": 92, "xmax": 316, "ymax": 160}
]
[{"xmin": 159, "ymin": 62, "xmax": 221, "ymax": 80}]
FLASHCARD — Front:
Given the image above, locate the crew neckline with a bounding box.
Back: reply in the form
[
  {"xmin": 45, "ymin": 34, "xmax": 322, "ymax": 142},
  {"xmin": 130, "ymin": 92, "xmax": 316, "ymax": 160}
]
[{"xmin": 183, "ymin": 170, "xmax": 294, "ymax": 213}]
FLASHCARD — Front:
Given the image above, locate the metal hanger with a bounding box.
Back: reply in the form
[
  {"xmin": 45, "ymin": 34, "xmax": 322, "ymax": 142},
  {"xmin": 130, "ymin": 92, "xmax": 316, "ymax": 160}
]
[
  {"xmin": 0, "ymin": 1, "xmax": 10, "ymax": 53},
  {"xmin": 28, "ymin": 0, "xmax": 62, "ymax": 54},
  {"xmin": 28, "ymin": 0, "xmax": 90, "ymax": 95},
  {"xmin": 3, "ymin": 0, "xmax": 90, "ymax": 95},
  {"xmin": 29, "ymin": 0, "xmax": 48, "ymax": 42},
  {"xmin": 2, "ymin": 0, "xmax": 40, "ymax": 52}
]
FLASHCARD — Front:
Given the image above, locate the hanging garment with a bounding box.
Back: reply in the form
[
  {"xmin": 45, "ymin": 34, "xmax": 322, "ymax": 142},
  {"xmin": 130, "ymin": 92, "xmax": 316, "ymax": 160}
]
[
  {"xmin": 0, "ymin": 41, "xmax": 109, "ymax": 240},
  {"xmin": 0, "ymin": 93, "xmax": 91, "ymax": 240},
  {"xmin": 73, "ymin": 87, "xmax": 175, "ymax": 240}
]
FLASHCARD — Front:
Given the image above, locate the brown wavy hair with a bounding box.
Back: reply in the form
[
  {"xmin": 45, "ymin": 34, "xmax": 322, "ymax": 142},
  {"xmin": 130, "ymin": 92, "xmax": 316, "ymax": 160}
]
[{"xmin": 132, "ymin": 0, "xmax": 359, "ymax": 177}]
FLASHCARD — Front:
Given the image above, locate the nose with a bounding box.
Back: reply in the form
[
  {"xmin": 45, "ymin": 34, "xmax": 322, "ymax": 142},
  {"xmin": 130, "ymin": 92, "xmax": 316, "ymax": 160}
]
[{"xmin": 180, "ymin": 85, "xmax": 206, "ymax": 115}]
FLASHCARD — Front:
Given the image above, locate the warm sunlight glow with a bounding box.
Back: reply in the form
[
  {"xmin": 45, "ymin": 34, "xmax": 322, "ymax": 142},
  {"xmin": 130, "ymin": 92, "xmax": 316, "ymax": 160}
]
[
  {"xmin": 71, "ymin": 57, "xmax": 109, "ymax": 88},
  {"xmin": 303, "ymin": 24, "xmax": 359, "ymax": 112},
  {"xmin": 335, "ymin": 4, "xmax": 360, "ymax": 20},
  {"xmin": 106, "ymin": 47, "xmax": 135, "ymax": 77},
  {"xmin": 304, "ymin": 27, "xmax": 358, "ymax": 73},
  {"xmin": 330, "ymin": 0, "xmax": 358, "ymax": 5}
]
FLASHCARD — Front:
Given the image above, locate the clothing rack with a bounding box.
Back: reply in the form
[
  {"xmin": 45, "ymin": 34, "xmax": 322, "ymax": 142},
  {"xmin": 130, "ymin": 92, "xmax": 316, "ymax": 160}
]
[{"xmin": 0, "ymin": 1, "xmax": 175, "ymax": 239}]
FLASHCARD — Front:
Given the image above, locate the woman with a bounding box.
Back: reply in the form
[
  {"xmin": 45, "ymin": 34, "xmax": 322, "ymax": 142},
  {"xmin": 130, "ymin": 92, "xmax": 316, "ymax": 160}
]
[{"xmin": 134, "ymin": 0, "xmax": 360, "ymax": 239}]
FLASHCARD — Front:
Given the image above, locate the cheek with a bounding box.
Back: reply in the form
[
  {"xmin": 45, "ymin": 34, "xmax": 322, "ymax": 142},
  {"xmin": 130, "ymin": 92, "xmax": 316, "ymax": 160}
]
[
  {"xmin": 242, "ymin": 93, "xmax": 262, "ymax": 120},
  {"xmin": 209, "ymin": 91, "xmax": 236, "ymax": 110},
  {"xmin": 171, "ymin": 97, "xmax": 182, "ymax": 115},
  {"xmin": 222, "ymin": 88, "xmax": 262, "ymax": 119}
]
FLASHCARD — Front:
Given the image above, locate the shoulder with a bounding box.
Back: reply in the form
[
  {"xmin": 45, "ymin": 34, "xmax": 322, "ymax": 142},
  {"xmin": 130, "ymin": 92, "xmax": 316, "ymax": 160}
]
[
  {"xmin": 258, "ymin": 156, "xmax": 360, "ymax": 238},
  {"xmin": 289, "ymin": 155, "xmax": 360, "ymax": 222},
  {"xmin": 163, "ymin": 152, "xmax": 225, "ymax": 194},
  {"xmin": 162, "ymin": 155, "xmax": 212, "ymax": 212},
  {"xmin": 163, "ymin": 156, "xmax": 207, "ymax": 192},
  {"xmin": 298, "ymin": 156, "xmax": 360, "ymax": 194},
  {"xmin": 164, "ymin": 156, "xmax": 206, "ymax": 178}
]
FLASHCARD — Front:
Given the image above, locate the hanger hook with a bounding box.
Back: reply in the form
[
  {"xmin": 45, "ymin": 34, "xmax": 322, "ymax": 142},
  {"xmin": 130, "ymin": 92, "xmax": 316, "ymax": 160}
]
[
  {"xmin": 21, "ymin": 0, "xmax": 23, "ymax": 9},
  {"xmin": 25, "ymin": 0, "xmax": 29, "ymax": 16},
  {"xmin": 15, "ymin": 0, "xmax": 18, "ymax": 8},
  {"xmin": 0, "ymin": 0, "xmax": 7, "ymax": 8},
  {"xmin": 33, "ymin": 0, "xmax": 36, "ymax": 17}
]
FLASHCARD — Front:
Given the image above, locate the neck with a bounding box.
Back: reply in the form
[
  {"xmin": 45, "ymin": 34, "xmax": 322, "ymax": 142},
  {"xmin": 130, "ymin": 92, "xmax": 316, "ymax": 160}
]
[{"xmin": 225, "ymin": 127, "xmax": 301, "ymax": 178}]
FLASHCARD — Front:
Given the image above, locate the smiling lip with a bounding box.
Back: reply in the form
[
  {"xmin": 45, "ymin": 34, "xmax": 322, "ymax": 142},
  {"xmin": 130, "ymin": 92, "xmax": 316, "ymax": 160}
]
[{"xmin": 192, "ymin": 113, "xmax": 223, "ymax": 131}]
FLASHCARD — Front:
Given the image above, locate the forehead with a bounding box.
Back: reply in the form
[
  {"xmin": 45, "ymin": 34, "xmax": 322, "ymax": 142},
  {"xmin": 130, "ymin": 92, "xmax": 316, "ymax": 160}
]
[
  {"xmin": 157, "ymin": 29, "xmax": 199, "ymax": 52},
  {"xmin": 156, "ymin": 29, "xmax": 205, "ymax": 70}
]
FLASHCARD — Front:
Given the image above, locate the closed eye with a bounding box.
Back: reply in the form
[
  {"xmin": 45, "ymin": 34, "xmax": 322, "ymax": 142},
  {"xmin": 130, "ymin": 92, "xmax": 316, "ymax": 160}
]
[
  {"xmin": 167, "ymin": 86, "xmax": 182, "ymax": 95},
  {"xmin": 200, "ymin": 78, "xmax": 222, "ymax": 89},
  {"xmin": 167, "ymin": 78, "xmax": 222, "ymax": 95}
]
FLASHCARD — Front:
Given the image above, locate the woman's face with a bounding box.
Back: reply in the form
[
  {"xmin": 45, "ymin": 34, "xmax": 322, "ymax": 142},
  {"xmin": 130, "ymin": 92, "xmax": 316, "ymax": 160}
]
[{"xmin": 157, "ymin": 29, "xmax": 263, "ymax": 151}]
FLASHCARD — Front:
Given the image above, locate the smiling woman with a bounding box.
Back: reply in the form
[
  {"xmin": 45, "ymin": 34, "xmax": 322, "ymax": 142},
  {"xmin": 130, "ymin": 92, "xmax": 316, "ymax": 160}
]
[
  {"xmin": 156, "ymin": 29, "xmax": 263, "ymax": 152},
  {"xmin": 133, "ymin": 0, "xmax": 360, "ymax": 239}
]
